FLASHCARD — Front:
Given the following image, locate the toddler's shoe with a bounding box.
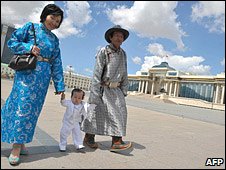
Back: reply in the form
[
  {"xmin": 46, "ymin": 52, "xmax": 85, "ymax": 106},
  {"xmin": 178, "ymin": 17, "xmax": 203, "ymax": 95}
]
[
  {"xmin": 59, "ymin": 149, "xmax": 66, "ymax": 152},
  {"xmin": 75, "ymin": 145, "xmax": 85, "ymax": 153},
  {"xmin": 77, "ymin": 145, "xmax": 85, "ymax": 149},
  {"xmin": 76, "ymin": 148, "xmax": 85, "ymax": 153},
  {"xmin": 59, "ymin": 145, "xmax": 66, "ymax": 152}
]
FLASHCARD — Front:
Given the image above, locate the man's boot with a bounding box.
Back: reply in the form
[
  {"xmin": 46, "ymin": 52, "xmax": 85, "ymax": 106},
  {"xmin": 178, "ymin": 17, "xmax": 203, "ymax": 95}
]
[
  {"xmin": 83, "ymin": 133, "xmax": 98, "ymax": 148},
  {"xmin": 110, "ymin": 136, "xmax": 132, "ymax": 152}
]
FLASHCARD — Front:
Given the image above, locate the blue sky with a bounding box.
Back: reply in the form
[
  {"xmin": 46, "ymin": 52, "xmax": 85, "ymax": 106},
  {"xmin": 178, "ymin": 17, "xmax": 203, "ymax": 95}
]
[{"xmin": 2, "ymin": 1, "xmax": 225, "ymax": 77}]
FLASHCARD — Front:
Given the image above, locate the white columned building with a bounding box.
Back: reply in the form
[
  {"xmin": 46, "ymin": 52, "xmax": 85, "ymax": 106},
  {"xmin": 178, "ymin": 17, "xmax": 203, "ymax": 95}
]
[{"xmin": 128, "ymin": 62, "xmax": 225, "ymax": 105}]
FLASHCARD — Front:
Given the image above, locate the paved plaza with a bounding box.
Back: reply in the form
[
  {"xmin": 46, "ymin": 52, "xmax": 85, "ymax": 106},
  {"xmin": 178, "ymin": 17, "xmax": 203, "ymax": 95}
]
[{"xmin": 1, "ymin": 79, "xmax": 225, "ymax": 169}]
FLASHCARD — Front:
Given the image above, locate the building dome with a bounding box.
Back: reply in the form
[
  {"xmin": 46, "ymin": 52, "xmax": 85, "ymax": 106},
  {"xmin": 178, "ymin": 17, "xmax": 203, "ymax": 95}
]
[{"xmin": 152, "ymin": 62, "xmax": 175, "ymax": 70}]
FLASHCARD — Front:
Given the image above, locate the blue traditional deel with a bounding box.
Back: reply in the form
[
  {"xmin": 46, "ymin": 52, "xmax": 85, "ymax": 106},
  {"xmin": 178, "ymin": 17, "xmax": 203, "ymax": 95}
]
[{"xmin": 1, "ymin": 22, "xmax": 65, "ymax": 144}]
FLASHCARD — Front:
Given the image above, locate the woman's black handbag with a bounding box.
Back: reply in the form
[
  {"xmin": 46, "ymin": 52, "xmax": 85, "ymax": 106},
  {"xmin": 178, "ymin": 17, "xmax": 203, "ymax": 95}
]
[{"xmin": 8, "ymin": 23, "xmax": 37, "ymax": 71}]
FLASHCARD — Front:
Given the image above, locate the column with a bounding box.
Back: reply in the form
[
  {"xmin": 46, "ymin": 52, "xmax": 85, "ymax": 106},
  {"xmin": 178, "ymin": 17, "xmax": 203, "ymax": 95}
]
[
  {"xmin": 145, "ymin": 81, "xmax": 149, "ymax": 94},
  {"xmin": 174, "ymin": 82, "xmax": 178, "ymax": 97},
  {"xmin": 205, "ymin": 84, "xmax": 209, "ymax": 99},
  {"xmin": 221, "ymin": 85, "xmax": 225, "ymax": 104},
  {"xmin": 214, "ymin": 84, "xmax": 219, "ymax": 103},
  {"xmin": 169, "ymin": 82, "xmax": 173, "ymax": 96},
  {"xmin": 141, "ymin": 81, "xmax": 145, "ymax": 93},
  {"xmin": 200, "ymin": 85, "xmax": 203, "ymax": 98},
  {"xmin": 138, "ymin": 80, "xmax": 141, "ymax": 92},
  {"xmin": 151, "ymin": 81, "xmax": 155, "ymax": 95},
  {"xmin": 165, "ymin": 82, "xmax": 168, "ymax": 94}
]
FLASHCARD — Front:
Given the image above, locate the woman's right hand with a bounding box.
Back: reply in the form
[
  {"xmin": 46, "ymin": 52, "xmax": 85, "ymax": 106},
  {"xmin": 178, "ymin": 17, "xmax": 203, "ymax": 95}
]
[
  {"xmin": 61, "ymin": 93, "xmax": 65, "ymax": 100},
  {"xmin": 31, "ymin": 45, "xmax": 40, "ymax": 57}
]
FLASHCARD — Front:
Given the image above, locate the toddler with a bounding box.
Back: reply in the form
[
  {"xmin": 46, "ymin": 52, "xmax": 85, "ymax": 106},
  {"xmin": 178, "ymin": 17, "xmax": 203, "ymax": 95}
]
[{"xmin": 59, "ymin": 88, "xmax": 86, "ymax": 152}]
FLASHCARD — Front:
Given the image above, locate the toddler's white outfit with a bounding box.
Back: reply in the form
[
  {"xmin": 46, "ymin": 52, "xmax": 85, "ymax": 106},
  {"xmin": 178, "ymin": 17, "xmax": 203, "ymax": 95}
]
[{"xmin": 59, "ymin": 99, "xmax": 87, "ymax": 151}]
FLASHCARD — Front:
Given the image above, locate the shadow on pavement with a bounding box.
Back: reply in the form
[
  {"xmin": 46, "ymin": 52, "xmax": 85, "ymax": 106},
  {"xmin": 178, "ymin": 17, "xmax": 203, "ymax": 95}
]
[
  {"xmin": 96, "ymin": 140, "xmax": 146, "ymax": 156},
  {"xmin": 1, "ymin": 145, "xmax": 70, "ymax": 164}
]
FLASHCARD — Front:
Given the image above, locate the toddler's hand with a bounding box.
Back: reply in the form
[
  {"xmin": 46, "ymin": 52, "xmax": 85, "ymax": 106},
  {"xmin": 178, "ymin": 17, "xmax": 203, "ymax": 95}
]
[
  {"xmin": 55, "ymin": 91, "xmax": 64, "ymax": 95},
  {"xmin": 61, "ymin": 93, "xmax": 65, "ymax": 100}
]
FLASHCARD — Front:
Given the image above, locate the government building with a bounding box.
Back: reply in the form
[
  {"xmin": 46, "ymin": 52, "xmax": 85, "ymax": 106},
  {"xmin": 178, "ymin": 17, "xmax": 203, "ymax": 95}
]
[{"xmin": 128, "ymin": 62, "xmax": 225, "ymax": 105}]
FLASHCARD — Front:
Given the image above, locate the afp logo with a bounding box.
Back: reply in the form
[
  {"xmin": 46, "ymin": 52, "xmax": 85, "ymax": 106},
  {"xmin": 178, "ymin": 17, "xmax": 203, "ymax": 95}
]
[{"xmin": 205, "ymin": 158, "xmax": 224, "ymax": 166}]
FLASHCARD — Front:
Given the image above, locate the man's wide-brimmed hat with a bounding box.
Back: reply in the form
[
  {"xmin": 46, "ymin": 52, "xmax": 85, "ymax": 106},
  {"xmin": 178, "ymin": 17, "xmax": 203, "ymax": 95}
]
[{"xmin": 105, "ymin": 25, "xmax": 129, "ymax": 43}]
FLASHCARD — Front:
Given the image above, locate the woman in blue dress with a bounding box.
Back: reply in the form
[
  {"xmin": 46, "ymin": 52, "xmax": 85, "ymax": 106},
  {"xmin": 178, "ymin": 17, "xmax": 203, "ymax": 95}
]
[{"xmin": 1, "ymin": 4, "xmax": 65, "ymax": 165}]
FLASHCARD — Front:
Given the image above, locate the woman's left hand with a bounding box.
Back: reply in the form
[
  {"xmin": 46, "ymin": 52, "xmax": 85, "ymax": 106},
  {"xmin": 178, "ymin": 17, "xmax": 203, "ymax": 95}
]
[{"xmin": 31, "ymin": 45, "xmax": 40, "ymax": 57}]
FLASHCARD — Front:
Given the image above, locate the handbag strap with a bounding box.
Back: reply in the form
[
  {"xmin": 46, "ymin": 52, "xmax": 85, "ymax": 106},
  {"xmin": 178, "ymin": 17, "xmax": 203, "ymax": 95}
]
[{"xmin": 31, "ymin": 23, "xmax": 36, "ymax": 45}]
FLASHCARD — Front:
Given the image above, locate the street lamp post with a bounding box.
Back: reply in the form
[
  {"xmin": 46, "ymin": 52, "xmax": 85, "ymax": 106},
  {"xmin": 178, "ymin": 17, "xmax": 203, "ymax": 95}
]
[{"xmin": 68, "ymin": 65, "xmax": 73, "ymax": 88}]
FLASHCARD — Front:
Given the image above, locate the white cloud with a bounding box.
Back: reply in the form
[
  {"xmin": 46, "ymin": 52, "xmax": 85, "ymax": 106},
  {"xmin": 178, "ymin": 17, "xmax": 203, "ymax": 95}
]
[
  {"xmin": 53, "ymin": 18, "xmax": 81, "ymax": 38},
  {"xmin": 147, "ymin": 43, "xmax": 172, "ymax": 57},
  {"xmin": 1, "ymin": 1, "xmax": 52, "ymax": 27},
  {"xmin": 106, "ymin": 1, "xmax": 186, "ymax": 50},
  {"xmin": 191, "ymin": 1, "xmax": 225, "ymax": 33},
  {"xmin": 138, "ymin": 42, "xmax": 212, "ymax": 75},
  {"xmin": 132, "ymin": 56, "xmax": 142, "ymax": 65},
  {"xmin": 168, "ymin": 55, "xmax": 211, "ymax": 75},
  {"xmin": 140, "ymin": 56, "xmax": 163, "ymax": 72},
  {"xmin": 140, "ymin": 54, "xmax": 211, "ymax": 75},
  {"xmin": 220, "ymin": 58, "xmax": 225, "ymax": 66},
  {"xmin": 1, "ymin": 1, "xmax": 93, "ymax": 39},
  {"xmin": 186, "ymin": 65, "xmax": 211, "ymax": 75},
  {"xmin": 65, "ymin": 1, "xmax": 92, "ymax": 27},
  {"xmin": 53, "ymin": 1, "xmax": 92, "ymax": 38},
  {"xmin": 93, "ymin": 2, "xmax": 108, "ymax": 11}
]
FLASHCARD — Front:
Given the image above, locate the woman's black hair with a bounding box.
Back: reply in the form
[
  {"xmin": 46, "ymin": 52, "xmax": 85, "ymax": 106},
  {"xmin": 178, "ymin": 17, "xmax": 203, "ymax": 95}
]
[
  {"xmin": 40, "ymin": 4, "xmax": 64, "ymax": 28},
  {"xmin": 71, "ymin": 88, "xmax": 85, "ymax": 100}
]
